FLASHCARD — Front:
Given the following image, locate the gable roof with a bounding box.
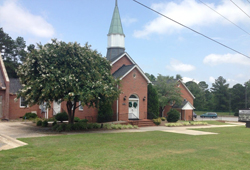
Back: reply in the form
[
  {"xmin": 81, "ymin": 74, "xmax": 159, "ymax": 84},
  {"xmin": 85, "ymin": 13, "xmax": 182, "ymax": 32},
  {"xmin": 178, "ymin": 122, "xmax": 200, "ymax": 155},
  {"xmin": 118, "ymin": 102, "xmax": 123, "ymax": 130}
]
[
  {"xmin": 178, "ymin": 80, "xmax": 195, "ymax": 99},
  {"xmin": 110, "ymin": 52, "xmax": 136, "ymax": 66},
  {"xmin": 108, "ymin": 0, "xmax": 124, "ymax": 35},
  {"xmin": 172, "ymin": 100, "xmax": 195, "ymax": 110},
  {"xmin": 112, "ymin": 64, "xmax": 151, "ymax": 83}
]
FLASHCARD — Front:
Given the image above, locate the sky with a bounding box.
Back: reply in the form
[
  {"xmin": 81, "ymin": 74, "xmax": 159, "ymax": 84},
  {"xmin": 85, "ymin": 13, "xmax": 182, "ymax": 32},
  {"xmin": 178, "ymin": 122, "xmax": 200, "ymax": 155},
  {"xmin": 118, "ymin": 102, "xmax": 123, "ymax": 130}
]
[{"xmin": 1, "ymin": 0, "xmax": 250, "ymax": 89}]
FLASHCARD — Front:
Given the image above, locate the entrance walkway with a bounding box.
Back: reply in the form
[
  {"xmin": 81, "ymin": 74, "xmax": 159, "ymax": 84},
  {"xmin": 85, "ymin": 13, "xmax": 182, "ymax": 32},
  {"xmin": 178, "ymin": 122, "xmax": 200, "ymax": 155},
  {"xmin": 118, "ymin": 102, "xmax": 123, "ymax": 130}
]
[{"xmin": 0, "ymin": 121, "xmax": 245, "ymax": 151}]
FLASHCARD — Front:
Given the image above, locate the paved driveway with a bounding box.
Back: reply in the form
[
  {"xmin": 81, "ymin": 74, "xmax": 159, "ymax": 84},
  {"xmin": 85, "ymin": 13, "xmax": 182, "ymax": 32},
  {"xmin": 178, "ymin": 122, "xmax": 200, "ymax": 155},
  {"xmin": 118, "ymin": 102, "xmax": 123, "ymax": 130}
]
[{"xmin": 196, "ymin": 116, "xmax": 238, "ymax": 122}]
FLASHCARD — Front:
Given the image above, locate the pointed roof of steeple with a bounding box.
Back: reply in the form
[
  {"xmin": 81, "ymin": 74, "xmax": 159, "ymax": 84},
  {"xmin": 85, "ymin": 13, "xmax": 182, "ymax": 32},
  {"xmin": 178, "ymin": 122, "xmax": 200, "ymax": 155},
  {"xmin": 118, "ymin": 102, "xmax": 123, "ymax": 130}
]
[{"xmin": 108, "ymin": 0, "xmax": 124, "ymax": 35}]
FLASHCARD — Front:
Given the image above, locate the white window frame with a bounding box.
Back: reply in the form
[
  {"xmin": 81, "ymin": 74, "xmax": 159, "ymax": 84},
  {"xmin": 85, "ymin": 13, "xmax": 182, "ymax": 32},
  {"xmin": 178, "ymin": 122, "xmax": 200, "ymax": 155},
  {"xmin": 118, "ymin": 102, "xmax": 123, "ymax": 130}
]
[
  {"xmin": 20, "ymin": 97, "xmax": 27, "ymax": 108},
  {"xmin": 79, "ymin": 101, "xmax": 83, "ymax": 111}
]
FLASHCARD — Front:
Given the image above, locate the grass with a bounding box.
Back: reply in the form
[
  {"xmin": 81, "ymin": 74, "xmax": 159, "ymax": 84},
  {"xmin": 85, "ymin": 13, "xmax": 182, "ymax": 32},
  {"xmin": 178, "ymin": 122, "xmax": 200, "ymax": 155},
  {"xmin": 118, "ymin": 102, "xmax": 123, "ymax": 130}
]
[
  {"xmin": 195, "ymin": 111, "xmax": 235, "ymax": 116},
  {"xmin": 0, "ymin": 126, "xmax": 249, "ymax": 170}
]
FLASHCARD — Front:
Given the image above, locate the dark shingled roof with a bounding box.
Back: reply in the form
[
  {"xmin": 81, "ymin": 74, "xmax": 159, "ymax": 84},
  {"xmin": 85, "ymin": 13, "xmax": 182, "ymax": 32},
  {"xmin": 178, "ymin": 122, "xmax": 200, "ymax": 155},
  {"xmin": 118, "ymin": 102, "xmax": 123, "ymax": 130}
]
[
  {"xmin": 9, "ymin": 78, "xmax": 21, "ymax": 94},
  {"xmin": 106, "ymin": 48, "xmax": 125, "ymax": 62},
  {"xmin": 172, "ymin": 100, "xmax": 189, "ymax": 109},
  {"xmin": 0, "ymin": 68, "xmax": 6, "ymax": 88},
  {"xmin": 112, "ymin": 64, "xmax": 135, "ymax": 79}
]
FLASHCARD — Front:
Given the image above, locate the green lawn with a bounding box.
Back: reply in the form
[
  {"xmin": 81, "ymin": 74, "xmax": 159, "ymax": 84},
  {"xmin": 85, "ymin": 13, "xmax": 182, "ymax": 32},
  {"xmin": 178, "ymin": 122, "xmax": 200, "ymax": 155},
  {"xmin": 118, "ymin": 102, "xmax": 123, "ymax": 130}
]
[
  {"xmin": 195, "ymin": 111, "xmax": 235, "ymax": 116},
  {"xmin": 0, "ymin": 126, "xmax": 249, "ymax": 170}
]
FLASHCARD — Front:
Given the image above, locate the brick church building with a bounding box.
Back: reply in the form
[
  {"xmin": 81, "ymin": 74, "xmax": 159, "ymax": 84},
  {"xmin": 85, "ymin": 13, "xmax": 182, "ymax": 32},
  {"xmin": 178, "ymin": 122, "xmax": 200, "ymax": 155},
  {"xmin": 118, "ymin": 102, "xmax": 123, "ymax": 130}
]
[{"xmin": 0, "ymin": 0, "xmax": 195, "ymax": 121}]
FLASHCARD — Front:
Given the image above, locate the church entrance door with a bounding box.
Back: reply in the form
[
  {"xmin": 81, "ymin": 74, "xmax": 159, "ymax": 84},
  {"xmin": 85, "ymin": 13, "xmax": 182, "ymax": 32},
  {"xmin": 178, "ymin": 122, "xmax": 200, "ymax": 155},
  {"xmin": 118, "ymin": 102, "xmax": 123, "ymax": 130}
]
[{"xmin": 128, "ymin": 95, "xmax": 139, "ymax": 119}]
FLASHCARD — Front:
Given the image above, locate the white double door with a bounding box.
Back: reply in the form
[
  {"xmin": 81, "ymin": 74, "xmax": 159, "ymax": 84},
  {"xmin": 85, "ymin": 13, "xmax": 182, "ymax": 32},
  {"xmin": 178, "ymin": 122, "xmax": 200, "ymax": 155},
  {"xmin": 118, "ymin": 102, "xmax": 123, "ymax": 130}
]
[
  {"xmin": 128, "ymin": 100, "xmax": 139, "ymax": 119},
  {"xmin": 53, "ymin": 101, "xmax": 61, "ymax": 115}
]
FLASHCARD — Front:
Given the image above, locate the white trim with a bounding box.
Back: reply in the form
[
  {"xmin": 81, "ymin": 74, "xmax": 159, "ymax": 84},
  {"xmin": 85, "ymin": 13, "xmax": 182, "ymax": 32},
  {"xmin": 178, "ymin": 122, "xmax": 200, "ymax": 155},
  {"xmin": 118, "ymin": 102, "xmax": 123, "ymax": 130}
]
[
  {"xmin": 111, "ymin": 52, "xmax": 136, "ymax": 66},
  {"xmin": 119, "ymin": 65, "xmax": 151, "ymax": 83},
  {"xmin": 178, "ymin": 80, "xmax": 195, "ymax": 99},
  {"xmin": 181, "ymin": 101, "xmax": 195, "ymax": 110},
  {"xmin": 0, "ymin": 53, "xmax": 9, "ymax": 82}
]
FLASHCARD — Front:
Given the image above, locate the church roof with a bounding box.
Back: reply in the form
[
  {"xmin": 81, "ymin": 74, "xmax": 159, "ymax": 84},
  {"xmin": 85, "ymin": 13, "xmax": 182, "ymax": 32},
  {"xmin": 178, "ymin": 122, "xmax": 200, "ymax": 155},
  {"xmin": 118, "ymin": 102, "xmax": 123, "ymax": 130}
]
[
  {"xmin": 112, "ymin": 64, "xmax": 135, "ymax": 79},
  {"xmin": 108, "ymin": 0, "xmax": 124, "ymax": 35}
]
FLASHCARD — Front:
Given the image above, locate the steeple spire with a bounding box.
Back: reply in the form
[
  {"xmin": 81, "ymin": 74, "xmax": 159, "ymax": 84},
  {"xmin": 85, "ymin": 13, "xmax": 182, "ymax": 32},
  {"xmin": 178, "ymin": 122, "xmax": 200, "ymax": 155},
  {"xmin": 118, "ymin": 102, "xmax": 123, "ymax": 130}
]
[
  {"xmin": 106, "ymin": 0, "xmax": 125, "ymax": 61},
  {"xmin": 108, "ymin": 0, "xmax": 124, "ymax": 35}
]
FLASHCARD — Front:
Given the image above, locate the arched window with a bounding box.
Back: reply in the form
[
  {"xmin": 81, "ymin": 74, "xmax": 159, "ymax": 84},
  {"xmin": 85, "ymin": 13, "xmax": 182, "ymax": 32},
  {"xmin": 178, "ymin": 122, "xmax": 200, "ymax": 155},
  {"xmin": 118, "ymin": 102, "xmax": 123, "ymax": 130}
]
[{"xmin": 129, "ymin": 94, "xmax": 138, "ymax": 98}]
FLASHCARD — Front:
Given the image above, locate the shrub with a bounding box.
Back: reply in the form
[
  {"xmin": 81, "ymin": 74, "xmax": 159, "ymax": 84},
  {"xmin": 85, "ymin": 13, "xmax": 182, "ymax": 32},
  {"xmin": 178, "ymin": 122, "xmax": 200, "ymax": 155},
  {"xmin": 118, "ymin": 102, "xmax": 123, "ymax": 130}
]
[
  {"xmin": 52, "ymin": 121, "xmax": 57, "ymax": 126},
  {"xmin": 55, "ymin": 112, "xmax": 68, "ymax": 122},
  {"xmin": 61, "ymin": 123, "xmax": 67, "ymax": 131},
  {"xmin": 65, "ymin": 124, "xmax": 73, "ymax": 131},
  {"xmin": 117, "ymin": 124, "xmax": 122, "ymax": 129},
  {"xmin": 87, "ymin": 123, "xmax": 94, "ymax": 129},
  {"xmin": 103, "ymin": 123, "xmax": 112, "ymax": 130},
  {"xmin": 93, "ymin": 123, "xmax": 101, "ymax": 129},
  {"xmin": 133, "ymin": 125, "xmax": 138, "ymax": 129},
  {"xmin": 127, "ymin": 124, "xmax": 134, "ymax": 129},
  {"xmin": 36, "ymin": 120, "xmax": 42, "ymax": 126},
  {"xmin": 79, "ymin": 119, "xmax": 88, "ymax": 123},
  {"xmin": 234, "ymin": 112, "xmax": 239, "ymax": 116},
  {"xmin": 33, "ymin": 117, "xmax": 42, "ymax": 124},
  {"xmin": 78, "ymin": 122, "xmax": 88, "ymax": 130},
  {"xmin": 97, "ymin": 101, "xmax": 113, "ymax": 123},
  {"xmin": 183, "ymin": 122, "xmax": 190, "ymax": 126},
  {"xmin": 153, "ymin": 118, "xmax": 161, "ymax": 125},
  {"xmin": 161, "ymin": 117, "xmax": 166, "ymax": 121},
  {"xmin": 42, "ymin": 120, "xmax": 48, "ymax": 127},
  {"xmin": 74, "ymin": 117, "xmax": 80, "ymax": 122},
  {"xmin": 72, "ymin": 123, "xmax": 82, "ymax": 130},
  {"xmin": 56, "ymin": 125, "xmax": 63, "ymax": 132},
  {"xmin": 52, "ymin": 124, "xmax": 59, "ymax": 131},
  {"xmin": 167, "ymin": 109, "xmax": 180, "ymax": 122},
  {"xmin": 47, "ymin": 117, "xmax": 56, "ymax": 121},
  {"xmin": 23, "ymin": 112, "xmax": 38, "ymax": 119}
]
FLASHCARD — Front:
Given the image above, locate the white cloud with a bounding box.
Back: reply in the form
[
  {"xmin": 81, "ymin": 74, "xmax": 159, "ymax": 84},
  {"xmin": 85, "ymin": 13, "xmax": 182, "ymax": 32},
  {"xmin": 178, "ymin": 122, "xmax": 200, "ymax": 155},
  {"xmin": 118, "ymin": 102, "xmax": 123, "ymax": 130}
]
[
  {"xmin": 166, "ymin": 59, "xmax": 195, "ymax": 72},
  {"xmin": 0, "ymin": 1, "xmax": 55, "ymax": 38},
  {"xmin": 209, "ymin": 76, "xmax": 215, "ymax": 83},
  {"xmin": 203, "ymin": 53, "xmax": 250, "ymax": 66},
  {"xmin": 134, "ymin": 0, "xmax": 250, "ymax": 38},
  {"xmin": 182, "ymin": 77, "xmax": 199, "ymax": 83},
  {"xmin": 122, "ymin": 17, "xmax": 137, "ymax": 26}
]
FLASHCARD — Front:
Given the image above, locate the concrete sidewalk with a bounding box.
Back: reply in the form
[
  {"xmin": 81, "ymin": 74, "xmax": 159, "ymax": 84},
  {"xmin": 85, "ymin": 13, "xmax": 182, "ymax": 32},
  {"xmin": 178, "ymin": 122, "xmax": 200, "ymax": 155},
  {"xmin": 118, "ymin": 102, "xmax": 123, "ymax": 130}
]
[{"xmin": 0, "ymin": 121, "xmax": 245, "ymax": 151}]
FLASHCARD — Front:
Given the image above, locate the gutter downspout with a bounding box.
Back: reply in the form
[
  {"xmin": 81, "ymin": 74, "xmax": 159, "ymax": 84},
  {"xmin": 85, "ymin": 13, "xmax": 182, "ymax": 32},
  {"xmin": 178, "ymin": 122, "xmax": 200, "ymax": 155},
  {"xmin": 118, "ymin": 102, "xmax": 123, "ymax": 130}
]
[{"xmin": 117, "ymin": 85, "xmax": 119, "ymax": 121}]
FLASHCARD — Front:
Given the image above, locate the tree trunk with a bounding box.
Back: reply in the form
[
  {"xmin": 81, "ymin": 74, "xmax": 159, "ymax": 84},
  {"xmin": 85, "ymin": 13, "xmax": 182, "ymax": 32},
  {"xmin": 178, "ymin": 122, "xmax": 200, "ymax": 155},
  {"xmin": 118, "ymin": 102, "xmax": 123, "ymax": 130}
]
[{"xmin": 66, "ymin": 101, "xmax": 75, "ymax": 124}]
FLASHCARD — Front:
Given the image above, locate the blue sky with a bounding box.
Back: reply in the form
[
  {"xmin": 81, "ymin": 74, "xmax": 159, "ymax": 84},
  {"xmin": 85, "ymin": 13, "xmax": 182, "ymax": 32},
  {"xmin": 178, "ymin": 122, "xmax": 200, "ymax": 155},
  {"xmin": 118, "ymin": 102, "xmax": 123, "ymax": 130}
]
[{"xmin": 1, "ymin": 0, "xmax": 250, "ymax": 88}]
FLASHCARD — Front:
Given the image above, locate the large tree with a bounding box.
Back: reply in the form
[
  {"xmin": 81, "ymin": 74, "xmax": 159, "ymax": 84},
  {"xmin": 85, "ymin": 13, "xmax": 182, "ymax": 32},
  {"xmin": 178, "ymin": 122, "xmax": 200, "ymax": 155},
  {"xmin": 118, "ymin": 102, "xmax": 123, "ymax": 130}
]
[
  {"xmin": 0, "ymin": 28, "xmax": 33, "ymax": 77},
  {"xmin": 17, "ymin": 39, "xmax": 120, "ymax": 124},
  {"xmin": 155, "ymin": 75, "xmax": 182, "ymax": 115},
  {"xmin": 211, "ymin": 76, "xmax": 229, "ymax": 112}
]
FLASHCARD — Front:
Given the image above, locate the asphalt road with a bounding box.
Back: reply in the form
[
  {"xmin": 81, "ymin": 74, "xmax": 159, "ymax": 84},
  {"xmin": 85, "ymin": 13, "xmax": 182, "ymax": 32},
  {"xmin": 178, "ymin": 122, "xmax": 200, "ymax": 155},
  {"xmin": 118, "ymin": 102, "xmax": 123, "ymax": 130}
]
[{"xmin": 195, "ymin": 116, "xmax": 238, "ymax": 122}]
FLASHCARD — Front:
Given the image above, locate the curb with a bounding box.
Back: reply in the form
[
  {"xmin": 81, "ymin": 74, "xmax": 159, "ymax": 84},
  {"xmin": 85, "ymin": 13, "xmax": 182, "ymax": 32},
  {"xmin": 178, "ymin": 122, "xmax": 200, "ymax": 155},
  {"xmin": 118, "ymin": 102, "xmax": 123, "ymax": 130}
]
[{"xmin": 0, "ymin": 134, "xmax": 27, "ymax": 151}]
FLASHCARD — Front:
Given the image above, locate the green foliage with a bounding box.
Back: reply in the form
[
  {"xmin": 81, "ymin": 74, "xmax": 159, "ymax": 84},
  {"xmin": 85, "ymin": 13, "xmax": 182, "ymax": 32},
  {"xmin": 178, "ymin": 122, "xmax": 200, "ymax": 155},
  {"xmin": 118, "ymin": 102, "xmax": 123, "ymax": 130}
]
[
  {"xmin": 147, "ymin": 83, "xmax": 159, "ymax": 118},
  {"xmin": 145, "ymin": 73, "xmax": 156, "ymax": 82},
  {"xmin": 97, "ymin": 100, "xmax": 113, "ymax": 123},
  {"xmin": 161, "ymin": 117, "xmax": 166, "ymax": 121},
  {"xmin": 79, "ymin": 119, "xmax": 88, "ymax": 123},
  {"xmin": 153, "ymin": 118, "xmax": 161, "ymax": 125},
  {"xmin": 93, "ymin": 123, "xmax": 101, "ymax": 129},
  {"xmin": 87, "ymin": 123, "xmax": 94, "ymax": 129},
  {"xmin": 74, "ymin": 117, "xmax": 80, "ymax": 122},
  {"xmin": 234, "ymin": 112, "xmax": 239, "ymax": 116},
  {"xmin": 42, "ymin": 120, "xmax": 48, "ymax": 127},
  {"xmin": 165, "ymin": 121, "xmax": 208, "ymax": 127},
  {"xmin": 16, "ymin": 39, "xmax": 120, "ymax": 124},
  {"xmin": 211, "ymin": 76, "xmax": 229, "ymax": 112},
  {"xmin": 0, "ymin": 28, "xmax": 32, "ymax": 78},
  {"xmin": 36, "ymin": 120, "xmax": 42, "ymax": 126},
  {"xmin": 52, "ymin": 124, "xmax": 59, "ymax": 131},
  {"xmin": 23, "ymin": 112, "xmax": 38, "ymax": 119},
  {"xmin": 231, "ymin": 84, "xmax": 245, "ymax": 112},
  {"xmin": 47, "ymin": 117, "xmax": 56, "ymax": 121},
  {"xmin": 167, "ymin": 109, "xmax": 180, "ymax": 122},
  {"xmin": 52, "ymin": 121, "xmax": 57, "ymax": 126},
  {"xmin": 55, "ymin": 112, "xmax": 68, "ymax": 123},
  {"xmin": 155, "ymin": 75, "xmax": 182, "ymax": 114}
]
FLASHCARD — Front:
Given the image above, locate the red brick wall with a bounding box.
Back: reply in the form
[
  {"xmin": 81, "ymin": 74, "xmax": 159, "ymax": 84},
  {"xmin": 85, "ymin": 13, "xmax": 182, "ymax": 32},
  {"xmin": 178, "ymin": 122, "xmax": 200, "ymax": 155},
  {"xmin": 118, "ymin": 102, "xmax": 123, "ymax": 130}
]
[
  {"xmin": 9, "ymin": 95, "xmax": 40, "ymax": 119},
  {"xmin": 118, "ymin": 68, "xmax": 148, "ymax": 120},
  {"xmin": 179, "ymin": 82, "xmax": 194, "ymax": 105},
  {"xmin": 0, "ymin": 91, "xmax": 6, "ymax": 119},
  {"xmin": 181, "ymin": 110, "xmax": 193, "ymax": 121},
  {"xmin": 111, "ymin": 55, "xmax": 133, "ymax": 74}
]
